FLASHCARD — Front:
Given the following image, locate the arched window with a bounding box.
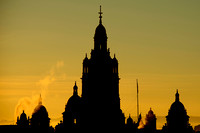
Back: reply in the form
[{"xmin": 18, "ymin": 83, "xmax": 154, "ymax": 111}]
[
  {"xmin": 84, "ymin": 66, "xmax": 88, "ymax": 74},
  {"xmin": 113, "ymin": 67, "xmax": 118, "ymax": 73}
]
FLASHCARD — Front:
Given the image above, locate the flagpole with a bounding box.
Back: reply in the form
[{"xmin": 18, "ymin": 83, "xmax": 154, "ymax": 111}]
[{"xmin": 136, "ymin": 79, "xmax": 139, "ymax": 119}]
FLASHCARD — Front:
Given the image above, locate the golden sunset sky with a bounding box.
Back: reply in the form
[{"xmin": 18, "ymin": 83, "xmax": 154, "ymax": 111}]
[{"xmin": 0, "ymin": 0, "xmax": 200, "ymax": 128}]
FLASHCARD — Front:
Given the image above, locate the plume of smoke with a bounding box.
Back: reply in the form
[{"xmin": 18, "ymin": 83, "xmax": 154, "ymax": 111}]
[
  {"xmin": 14, "ymin": 95, "xmax": 40, "ymax": 121},
  {"xmin": 38, "ymin": 61, "xmax": 64, "ymax": 100},
  {"xmin": 14, "ymin": 61, "xmax": 64, "ymax": 122}
]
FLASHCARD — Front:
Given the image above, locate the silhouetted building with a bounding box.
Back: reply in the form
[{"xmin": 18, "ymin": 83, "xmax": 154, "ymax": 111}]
[
  {"xmin": 31, "ymin": 96, "xmax": 50, "ymax": 130},
  {"xmin": 1, "ymin": 5, "xmax": 197, "ymax": 133},
  {"xmin": 144, "ymin": 108, "xmax": 156, "ymax": 133},
  {"xmin": 57, "ymin": 6, "xmax": 125, "ymax": 131},
  {"xmin": 62, "ymin": 82, "xmax": 81, "ymax": 129},
  {"xmin": 163, "ymin": 90, "xmax": 194, "ymax": 133},
  {"xmin": 81, "ymin": 6, "xmax": 125, "ymax": 129},
  {"xmin": 17, "ymin": 110, "xmax": 29, "ymax": 127}
]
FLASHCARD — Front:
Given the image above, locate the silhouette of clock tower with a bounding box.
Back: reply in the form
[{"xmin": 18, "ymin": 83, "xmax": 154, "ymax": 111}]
[{"xmin": 81, "ymin": 6, "xmax": 124, "ymax": 129}]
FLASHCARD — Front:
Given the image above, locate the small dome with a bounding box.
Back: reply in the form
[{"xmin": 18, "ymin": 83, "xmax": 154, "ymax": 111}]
[
  {"xmin": 65, "ymin": 82, "xmax": 82, "ymax": 113},
  {"xmin": 146, "ymin": 108, "xmax": 156, "ymax": 119},
  {"xmin": 17, "ymin": 110, "xmax": 29, "ymax": 126},
  {"xmin": 20, "ymin": 110, "xmax": 27, "ymax": 120},
  {"xmin": 65, "ymin": 94, "xmax": 81, "ymax": 112}
]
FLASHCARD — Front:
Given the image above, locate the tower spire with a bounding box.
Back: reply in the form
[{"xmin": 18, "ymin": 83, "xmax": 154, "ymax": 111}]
[
  {"xmin": 175, "ymin": 89, "xmax": 179, "ymax": 101},
  {"xmin": 73, "ymin": 81, "xmax": 78, "ymax": 95},
  {"xmin": 99, "ymin": 5, "xmax": 103, "ymax": 24}
]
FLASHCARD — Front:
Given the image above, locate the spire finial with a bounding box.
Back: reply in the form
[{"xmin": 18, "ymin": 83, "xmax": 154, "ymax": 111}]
[
  {"xmin": 99, "ymin": 5, "xmax": 103, "ymax": 24},
  {"xmin": 175, "ymin": 89, "xmax": 179, "ymax": 101},
  {"xmin": 73, "ymin": 81, "xmax": 78, "ymax": 95}
]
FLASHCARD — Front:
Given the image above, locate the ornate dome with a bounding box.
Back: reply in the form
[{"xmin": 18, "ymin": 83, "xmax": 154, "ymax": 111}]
[
  {"xmin": 170, "ymin": 101, "xmax": 186, "ymax": 113},
  {"xmin": 65, "ymin": 82, "xmax": 81, "ymax": 112},
  {"xmin": 33, "ymin": 104, "xmax": 49, "ymax": 117},
  {"xmin": 168, "ymin": 90, "xmax": 187, "ymax": 116},
  {"xmin": 31, "ymin": 95, "xmax": 50, "ymax": 128},
  {"xmin": 65, "ymin": 95, "xmax": 81, "ymax": 112},
  {"xmin": 166, "ymin": 90, "xmax": 190, "ymax": 131}
]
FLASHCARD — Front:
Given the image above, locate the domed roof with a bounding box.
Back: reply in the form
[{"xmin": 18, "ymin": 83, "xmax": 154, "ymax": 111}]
[
  {"xmin": 32, "ymin": 95, "xmax": 49, "ymax": 118},
  {"xmin": 95, "ymin": 23, "xmax": 107, "ymax": 34},
  {"xmin": 146, "ymin": 108, "xmax": 156, "ymax": 119},
  {"xmin": 65, "ymin": 82, "xmax": 81, "ymax": 112},
  {"xmin": 20, "ymin": 110, "xmax": 27, "ymax": 120},
  {"xmin": 66, "ymin": 95, "xmax": 81, "ymax": 110},
  {"xmin": 33, "ymin": 104, "xmax": 48, "ymax": 116},
  {"xmin": 170, "ymin": 101, "xmax": 185, "ymax": 112},
  {"xmin": 94, "ymin": 24, "xmax": 107, "ymax": 40},
  {"xmin": 169, "ymin": 90, "xmax": 185, "ymax": 111},
  {"xmin": 168, "ymin": 90, "xmax": 188, "ymax": 117}
]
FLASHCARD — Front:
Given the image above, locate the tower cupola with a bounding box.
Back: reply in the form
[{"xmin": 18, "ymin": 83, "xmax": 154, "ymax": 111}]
[{"xmin": 94, "ymin": 6, "xmax": 108, "ymax": 52}]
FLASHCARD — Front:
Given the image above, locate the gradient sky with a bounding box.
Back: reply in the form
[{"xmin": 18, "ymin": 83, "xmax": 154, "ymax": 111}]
[{"xmin": 0, "ymin": 0, "xmax": 200, "ymax": 128}]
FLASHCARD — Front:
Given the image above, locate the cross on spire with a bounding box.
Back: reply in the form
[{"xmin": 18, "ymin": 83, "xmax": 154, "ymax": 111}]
[{"xmin": 99, "ymin": 5, "xmax": 103, "ymax": 24}]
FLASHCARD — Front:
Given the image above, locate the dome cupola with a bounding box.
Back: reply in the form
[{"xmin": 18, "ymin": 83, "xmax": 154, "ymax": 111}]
[
  {"xmin": 166, "ymin": 90, "xmax": 190, "ymax": 132},
  {"xmin": 94, "ymin": 6, "xmax": 108, "ymax": 52},
  {"xmin": 65, "ymin": 82, "xmax": 81, "ymax": 113},
  {"xmin": 169, "ymin": 90, "xmax": 186, "ymax": 115},
  {"xmin": 31, "ymin": 95, "xmax": 50, "ymax": 128},
  {"xmin": 94, "ymin": 6, "xmax": 107, "ymax": 40}
]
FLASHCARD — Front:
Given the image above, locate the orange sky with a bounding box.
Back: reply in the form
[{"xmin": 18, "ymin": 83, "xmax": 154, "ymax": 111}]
[{"xmin": 0, "ymin": 0, "xmax": 200, "ymax": 129}]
